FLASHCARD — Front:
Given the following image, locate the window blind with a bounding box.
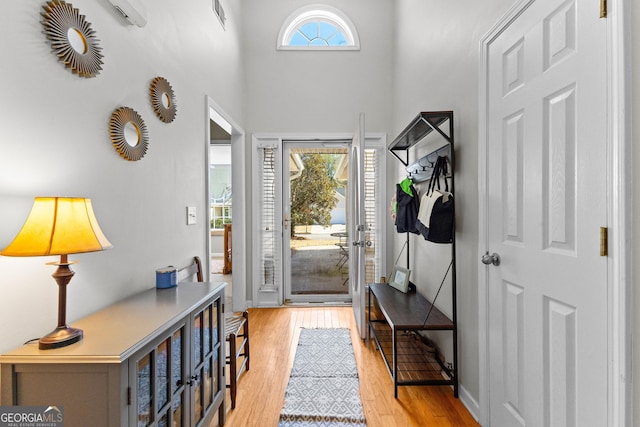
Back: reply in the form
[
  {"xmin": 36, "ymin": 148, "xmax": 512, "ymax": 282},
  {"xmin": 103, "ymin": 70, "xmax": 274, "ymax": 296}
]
[
  {"xmin": 364, "ymin": 148, "xmax": 380, "ymax": 284},
  {"xmin": 258, "ymin": 146, "xmax": 280, "ymax": 290}
]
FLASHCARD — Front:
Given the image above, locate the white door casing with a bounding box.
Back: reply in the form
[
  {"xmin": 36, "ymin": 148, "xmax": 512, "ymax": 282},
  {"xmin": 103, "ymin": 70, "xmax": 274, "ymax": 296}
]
[
  {"xmin": 479, "ymin": 0, "xmax": 613, "ymax": 426},
  {"xmin": 251, "ymin": 131, "xmax": 386, "ymax": 312},
  {"xmin": 205, "ymin": 97, "xmax": 247, "ymax": 312},
  {"xmin": 282, "ymin": 141, "xmax": 352, "ymax": 304}
]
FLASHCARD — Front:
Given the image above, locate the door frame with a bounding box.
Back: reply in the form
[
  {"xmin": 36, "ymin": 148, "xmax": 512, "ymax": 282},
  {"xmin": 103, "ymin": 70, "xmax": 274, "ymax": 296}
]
[
  {"xmin": 205, "ymin": 96, "xmax": 247, "ymax": 313},
  {"xmin": 282, "ymin": 140, "xmax": 352, "ymax": 304},
  {"xmin": 477, "ymin": 1, "xmax": 632, "ymax": 426},
  {"xmin": 251, "ymin": 132, "xmax": 387, "ymax": 308}
]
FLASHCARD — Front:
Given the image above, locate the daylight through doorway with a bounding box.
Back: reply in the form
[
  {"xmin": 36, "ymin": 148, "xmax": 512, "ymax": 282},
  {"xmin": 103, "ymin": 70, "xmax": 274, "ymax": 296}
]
[{"xmin": 284, "ymin": 144, "xmax": 350, "ymax": 298}]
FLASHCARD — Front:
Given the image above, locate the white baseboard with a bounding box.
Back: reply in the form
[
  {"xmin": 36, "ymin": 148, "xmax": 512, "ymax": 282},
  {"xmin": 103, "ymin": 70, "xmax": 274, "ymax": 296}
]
[{"xmin": 458, "ymin": 384, "xmax": 481, "ymax": 423}]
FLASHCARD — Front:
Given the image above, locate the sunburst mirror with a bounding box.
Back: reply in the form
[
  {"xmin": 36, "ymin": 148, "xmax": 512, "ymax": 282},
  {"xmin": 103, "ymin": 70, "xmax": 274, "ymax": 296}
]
[
  {"xmin": 109, "ymin": 107, "xmax": 149, "ymax": 161},
  {"xmin": 150, "ymin": 77, "xmax": 177, "ymax": 123},
  {"xmin": 41, "ymin": 0, "xmax": 104, "ymax": 78}
]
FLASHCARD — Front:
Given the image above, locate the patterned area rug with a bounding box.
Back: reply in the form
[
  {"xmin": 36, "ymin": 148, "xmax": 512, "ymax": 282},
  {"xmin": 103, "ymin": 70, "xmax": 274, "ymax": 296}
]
[{"xmin": 279, "ymin": 328, "xmax": 367, "ymax": 427}]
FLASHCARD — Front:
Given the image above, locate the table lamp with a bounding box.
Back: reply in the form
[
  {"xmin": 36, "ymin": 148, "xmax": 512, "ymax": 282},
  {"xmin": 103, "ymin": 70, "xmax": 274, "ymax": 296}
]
[{"xmin": 1, "ymin": 197, "xmax": 113, "ymax": 349}]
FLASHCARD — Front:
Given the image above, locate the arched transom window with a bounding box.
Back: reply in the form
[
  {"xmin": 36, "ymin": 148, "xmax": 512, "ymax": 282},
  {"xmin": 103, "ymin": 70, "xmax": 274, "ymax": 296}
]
[{"xmin": 277, "ymin": 5, "xmax": 360, "ymax": 50}]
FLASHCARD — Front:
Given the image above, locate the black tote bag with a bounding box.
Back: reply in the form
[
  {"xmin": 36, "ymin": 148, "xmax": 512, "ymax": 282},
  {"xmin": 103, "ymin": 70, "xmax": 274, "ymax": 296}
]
[{"xmin": 416, "ymin": 156, "xmax": 454, "ymax": 243}]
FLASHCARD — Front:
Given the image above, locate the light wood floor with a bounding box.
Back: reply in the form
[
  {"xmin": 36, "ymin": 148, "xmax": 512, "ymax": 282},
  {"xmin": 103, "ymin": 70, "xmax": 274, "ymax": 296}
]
[{"xmin": 217, "ymin": 307, "xmax": 479, "ymax": 427}]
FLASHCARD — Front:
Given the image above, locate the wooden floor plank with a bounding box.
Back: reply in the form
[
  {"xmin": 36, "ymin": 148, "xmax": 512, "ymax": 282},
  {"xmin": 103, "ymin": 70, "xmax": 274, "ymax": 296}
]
[{"xmin": 218, "ymin": 307, "xmax": 479, "ymax": 427}]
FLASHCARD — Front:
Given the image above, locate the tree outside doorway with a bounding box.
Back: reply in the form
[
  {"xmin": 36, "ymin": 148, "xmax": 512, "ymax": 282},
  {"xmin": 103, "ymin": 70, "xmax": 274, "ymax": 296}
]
[
  {"xmin": 290, "ymin": 153, "xmax": 340, "ymax": 236},
  {"xmin": 289, "ymin": 151, "xmax": 349, "ymax": 295}
]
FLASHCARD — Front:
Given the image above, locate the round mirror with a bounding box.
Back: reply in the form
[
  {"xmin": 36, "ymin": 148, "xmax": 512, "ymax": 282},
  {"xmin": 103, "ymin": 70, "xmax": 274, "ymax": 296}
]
[
  {"xmin": 161, "ymin": 93, "xmax": 171, "ymax": 109},
  {"xmin": 123, "ymin": 122, "xmax": 140, "ymax": 147},
  {"xmin": 150, "ymin": 77, "xmax": 177, "ymax": 123},
  {"xmin": 67, "ymin": 27, "xmax": 88, "ymax": 54},
  {"xmin": 42, "ymin": 1, "xmax": 104, "ymax": 78},
  {"xmin": 109, "ymin": 107, "xmax": 149, "ymax": 161}
]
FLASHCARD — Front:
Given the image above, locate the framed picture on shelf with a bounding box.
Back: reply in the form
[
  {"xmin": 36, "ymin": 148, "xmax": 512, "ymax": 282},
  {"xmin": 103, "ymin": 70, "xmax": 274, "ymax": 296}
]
[{"xmin": 388, "ymin": 266, "xmax": 411, "ymax": 293}]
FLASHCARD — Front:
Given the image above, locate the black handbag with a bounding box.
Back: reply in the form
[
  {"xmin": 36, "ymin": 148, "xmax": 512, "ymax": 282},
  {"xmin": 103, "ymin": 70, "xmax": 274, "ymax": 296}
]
[{"xmin": 416, "ymin": 156, "xmax": 454, "ymax": 243}]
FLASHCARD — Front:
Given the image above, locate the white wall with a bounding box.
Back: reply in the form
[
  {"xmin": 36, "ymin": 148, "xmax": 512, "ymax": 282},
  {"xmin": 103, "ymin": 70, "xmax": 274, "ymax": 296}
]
[
  {"xmin": 0, "ymin": 0, "xmax": 244, "ymax": 356},
  {"xmin": 240, "ymin": 0, "xmax": 515, "ymax": 413},
  {"xmin": 241, "ymin": 0, "xmax": 395, "ymax": 303},
  {"xmin": 391, "ymin": 0, "xmax": 515, "ymax": 413},
  {"xmin": 242, "ymin": 0, "xmax": 394, "ymax": 135}
]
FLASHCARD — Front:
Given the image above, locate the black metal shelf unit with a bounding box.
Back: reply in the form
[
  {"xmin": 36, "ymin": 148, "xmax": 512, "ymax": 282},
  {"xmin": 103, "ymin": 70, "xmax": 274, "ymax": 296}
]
[{"xmin": 387, "ymin": 110, "xmax": 458, "ymax": 397}]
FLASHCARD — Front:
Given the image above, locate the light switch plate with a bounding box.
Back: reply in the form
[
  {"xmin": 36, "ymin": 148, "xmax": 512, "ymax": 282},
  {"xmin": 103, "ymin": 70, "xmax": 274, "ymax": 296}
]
[{"xmin": 187, "ymin": 206, "xmax": 197, "ymax": 225}]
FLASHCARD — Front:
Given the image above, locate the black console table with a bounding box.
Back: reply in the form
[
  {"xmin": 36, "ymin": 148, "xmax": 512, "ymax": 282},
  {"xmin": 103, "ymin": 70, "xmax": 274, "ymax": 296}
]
[{"xmin": 368, "ymin": 283, "xmax": 458, "ymax": 398}]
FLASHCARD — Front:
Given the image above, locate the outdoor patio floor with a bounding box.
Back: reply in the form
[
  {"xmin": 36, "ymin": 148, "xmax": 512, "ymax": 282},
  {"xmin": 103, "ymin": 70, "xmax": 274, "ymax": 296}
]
[
  {"xmin": 290, "ymin": 225, "xmax": 349, "ymax": 295},
  {"xmin": 290, "ymin": 245, "xmax": 348, "ymax": 294}
]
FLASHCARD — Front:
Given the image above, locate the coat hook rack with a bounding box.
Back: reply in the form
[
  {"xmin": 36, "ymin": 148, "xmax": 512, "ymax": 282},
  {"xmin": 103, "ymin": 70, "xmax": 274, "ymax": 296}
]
[{"xmin": 404, "ymin": 145, "xmax": 451, "ymax": 184}]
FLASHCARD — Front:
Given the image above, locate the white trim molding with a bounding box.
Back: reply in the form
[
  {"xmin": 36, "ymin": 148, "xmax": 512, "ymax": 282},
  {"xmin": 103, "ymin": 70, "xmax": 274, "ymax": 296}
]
[
  {"xmin": 606, "ymin": 1, "xmax": 633, "ymax": 426},
  {"xmin": 277, "ymin": 4, "xmax": 360, "ymax": 50},
  {"xmin": 205, "ymin": 96, "xmax": 247, "ymax": 313},
  {"xmin": 250, "ymin": 132, "xmax": 387, "ymax": 309}
]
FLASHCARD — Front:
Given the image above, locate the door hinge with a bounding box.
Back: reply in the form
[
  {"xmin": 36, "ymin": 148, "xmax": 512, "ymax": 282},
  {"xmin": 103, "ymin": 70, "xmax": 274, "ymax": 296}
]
[
  {"xmin": 127, "ymin": 386, "xmax": 132, "ymax": 405},
  {"xmin": 600, "ymin": 227, "xmax": 608, "ymax": 256},
  {"xmin": 600, "ymin": 0, "xmax": 607, "ymax": 18}
]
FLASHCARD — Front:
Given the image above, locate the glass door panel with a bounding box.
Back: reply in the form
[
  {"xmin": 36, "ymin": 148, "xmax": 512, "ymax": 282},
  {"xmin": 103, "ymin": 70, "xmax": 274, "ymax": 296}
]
[
  {"xmin": 203, "ymin": 306, "xmax": 211, "ymax": 354},
  {"xmin": 157, "ymin": 338, "xmax": 170, "ymax": 412},
  {"xmin": 172, "ymin": 394, "xmax": 183, "ymax": 427},
  {"xmin": 211, "ymin": 299, "xmax": 221, "ymax": 397},
  {"xmin": 193, "ymin": 365, "xmax": 203, "ymax": 424},
  {"xmin": 190, "ymin": 297, "xmax": 222, "ymax": 426},
  {"xmin": 212, "ymin": 302, "xmax": 219, "ymax": 346},
  {"xmin": 193, "ymin": 313, "xmax": 202, "ymax": 366},
  {"xmin": 137, "ymin": 353, "xmax": 153, "ymax": 427},
  {"xmin": 283, "ymin": 142, "xmax": 351, "ymax": 303},
  {"xmin": 204, "ymin": 359, "xmax": 213, "ymax": 408},
  {"xmin": 192, "ymin": 310, "xmax": 204, "ymax": 425},
  {"xmin": 171, "ymin": 329, "xmax": 183, "ymax": 395},
  {"xmin": 213, "ymin": 344, "xmax": 220, "ymax": 394},
  {"xmin": 170, "ymin": 327, "xmax": 185, "ymax": 427}
]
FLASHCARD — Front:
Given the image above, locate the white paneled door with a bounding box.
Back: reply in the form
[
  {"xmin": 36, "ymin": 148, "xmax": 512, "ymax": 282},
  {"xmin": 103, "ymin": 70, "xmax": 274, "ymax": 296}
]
[{"xmin": 484, "ymin": 1, "xmax": 607, "ymax": 426}]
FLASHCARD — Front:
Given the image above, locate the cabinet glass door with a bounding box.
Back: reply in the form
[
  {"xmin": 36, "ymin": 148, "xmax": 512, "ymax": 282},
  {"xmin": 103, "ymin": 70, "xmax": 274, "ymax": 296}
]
[
  {"xmin": 137, "ymin": 353, "xmax": 153, "ymax": 426},
  {"xmin": 171, "ymin": 328, "xmax": 185, "ymax": 427},
  {"xmin": 133, "ymin": 323, "xmax": 186, "ymax": 427},
  {"xmin": 191, "ymin": 298, "xmax": 222, "ymax": 426},
  {"xmin": 156, "ymin": 338, "xmax": 170, "ymax": 426}
]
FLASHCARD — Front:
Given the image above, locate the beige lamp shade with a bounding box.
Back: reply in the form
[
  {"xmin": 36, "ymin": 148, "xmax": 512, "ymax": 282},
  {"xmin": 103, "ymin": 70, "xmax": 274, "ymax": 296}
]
[{"xmin": 1, "ymin": 197, "xmax": 113, "ymax": 257}]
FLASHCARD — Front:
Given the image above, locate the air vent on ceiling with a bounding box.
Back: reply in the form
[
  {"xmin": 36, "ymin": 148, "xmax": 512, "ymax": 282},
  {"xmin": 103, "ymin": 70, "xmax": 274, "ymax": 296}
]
[
  {"xmin": 214, "ymin": 0, "xmax": 226, "ymax": 28},
  {"xmin": 108, "ymin": 0, "xmax": 147, "ymax": 27}
]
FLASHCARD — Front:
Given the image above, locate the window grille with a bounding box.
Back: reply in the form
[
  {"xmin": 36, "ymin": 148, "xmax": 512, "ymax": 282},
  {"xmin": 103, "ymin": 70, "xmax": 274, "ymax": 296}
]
[{"xmin": 277, "ymin": 5, "xmax": 360, "ymax": 50}]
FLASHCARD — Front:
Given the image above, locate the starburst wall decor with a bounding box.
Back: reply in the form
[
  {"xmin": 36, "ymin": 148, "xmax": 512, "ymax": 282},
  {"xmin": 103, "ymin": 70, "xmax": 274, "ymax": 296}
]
[
  {"xmin": 150, "ymin": 77, "xmax": 178, "ymax": 123},
  {"xmin": 109, "ymin": 107, "xmax": 149, "ymax": 161},
  {"xmin": 41, "ymin": 0, "xmax": 104, "ymax": 78}
]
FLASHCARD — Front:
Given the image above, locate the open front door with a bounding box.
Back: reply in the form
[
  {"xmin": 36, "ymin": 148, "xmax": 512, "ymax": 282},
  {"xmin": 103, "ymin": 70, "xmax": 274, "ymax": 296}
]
[{"xmin": 350, "ymin": 113, "xmax": 366, "ymax": 339}]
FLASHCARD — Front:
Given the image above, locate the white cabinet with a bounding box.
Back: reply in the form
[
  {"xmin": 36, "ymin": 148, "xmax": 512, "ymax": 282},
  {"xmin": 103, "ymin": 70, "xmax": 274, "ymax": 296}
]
[{"xmin": 0, "ymin": 282, "xmax": 226, "ymax": 427}]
